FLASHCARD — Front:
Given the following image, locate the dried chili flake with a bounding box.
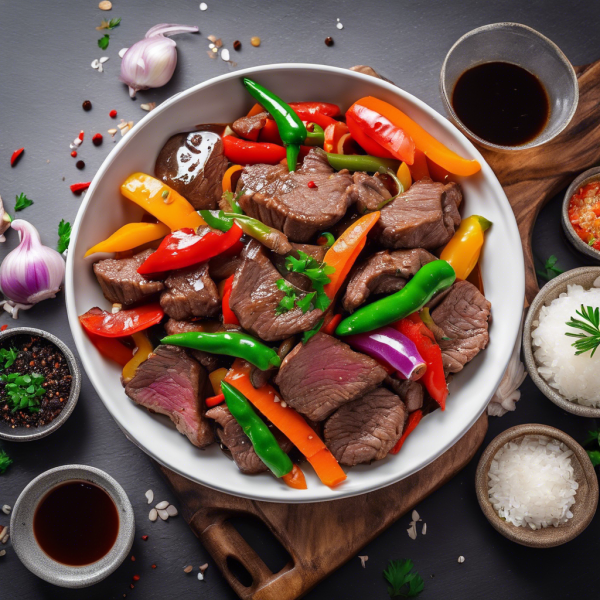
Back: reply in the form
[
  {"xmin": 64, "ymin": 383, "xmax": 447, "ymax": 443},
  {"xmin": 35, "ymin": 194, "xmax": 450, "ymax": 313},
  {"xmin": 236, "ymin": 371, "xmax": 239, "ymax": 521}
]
[
  {"xmin": 69, "ymin": 182, "xmax": 91, "ymax": 194},
  {"xmin": 151, "ymin": 564, "xmax": 157, "ymax": 569},
  {"xmin": 307, "ymin": 181, "xmax": 317, "ymax": 189},
  {"xmin": 1, "ymin": 325, "xmax": 7, "ymax": 332},
  {"xmin": 133, "ymin": 575, "xmax": 140, "ymax": 581},
  {"xmin": 142, "ymin": 535, "xmax": 148, "ymax": 541},
  {"xmin": 131, "ymin": 555, "xmax": 136, "ymax": 561},
  {"xmin": 10, "ymin": 148, "xmax": 24, "ymax": 167},
  {"xmin": 70, "ymin": 151, "xmax": 78, "ymax": 158},
  {"xmin": 78, "ymin": 131, "xmax": 85, "ymax": 141}
]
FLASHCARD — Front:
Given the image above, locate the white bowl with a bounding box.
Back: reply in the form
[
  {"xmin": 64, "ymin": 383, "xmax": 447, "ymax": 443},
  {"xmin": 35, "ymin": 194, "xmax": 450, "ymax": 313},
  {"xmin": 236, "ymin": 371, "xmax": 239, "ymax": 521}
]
[{"xmin": 65, "ymin": 64, "xmax": 524, "ymax": 503}]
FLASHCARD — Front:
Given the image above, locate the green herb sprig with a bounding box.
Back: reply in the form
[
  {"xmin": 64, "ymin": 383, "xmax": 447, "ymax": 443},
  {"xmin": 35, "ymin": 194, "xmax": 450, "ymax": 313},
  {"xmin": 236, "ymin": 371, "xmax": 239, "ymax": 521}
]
[
  {"xmin": 96, "ymin": 17, "xmax": 121, "ymax": 30},
  {"xmin": 98, "ymin": 34, "xmax": 110, "ymax": 50},
  {"xmin": 536, "ymin": 255, "xmax": 563, "ymax": 281},
  {"xmin": 383, "ymin": 559, "xmax": 424, "ymax": 598},
  {"xmin": 14, "ymin": 193, "xmax": 33, "ymax": 212},
  {"xmin": 0, "ymin": 347, "xmax": 18, "ymax": 370},
  {"xmin": 0, "ymin": 450, "xmax": 12, "ymax": 474},
  {"xmin": 565, "ymin": 304, "xmax": 600, "ymax": 357},
  {"xmin": 285, "ymin": 250, "xmax": 333, "ymax": 311},
  {"xmin": 1, "ymin": 372, "xmax": 46, "ymax": 413},
  {"xmin": 57, "ymin": 219, "xmax": 72, "ymax": 253},
  {"xmin": 275, "ymin": 279, "xmax": 316, "ymax": 315}
]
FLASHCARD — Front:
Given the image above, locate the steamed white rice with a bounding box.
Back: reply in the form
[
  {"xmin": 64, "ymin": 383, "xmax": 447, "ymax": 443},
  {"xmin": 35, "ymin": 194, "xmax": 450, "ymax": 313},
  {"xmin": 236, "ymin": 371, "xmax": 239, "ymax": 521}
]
[
  {"xmin": 488, "ymin": 435, "xmax": 577, "ymax": 529},
  {"xmin": 532, "ymin": 283, "xmax": 600, "ymax": 407}
]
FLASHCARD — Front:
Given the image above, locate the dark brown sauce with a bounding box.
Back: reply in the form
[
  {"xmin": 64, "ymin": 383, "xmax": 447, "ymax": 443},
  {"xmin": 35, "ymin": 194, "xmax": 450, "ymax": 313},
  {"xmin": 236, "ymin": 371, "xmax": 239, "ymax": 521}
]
[
  {"xmin": 33, "ymin": 480, "xmax": 119, "ymax": 566},
  {"xmin": 451, "ymin": 61, "xmax": 549, "ymax": 146}
]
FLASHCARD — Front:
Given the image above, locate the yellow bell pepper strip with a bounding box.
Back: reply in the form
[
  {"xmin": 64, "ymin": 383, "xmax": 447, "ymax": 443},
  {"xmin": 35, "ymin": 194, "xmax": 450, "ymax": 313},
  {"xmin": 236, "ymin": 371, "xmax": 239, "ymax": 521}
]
[
  {"xmin": 222, "ymin": 164, "xmax": 244, "ymax": 194},
  {"xmin": 120, "ymin": 173, "xmax": 206, "ymax": 231},
  {"xmin": 122, "ymin": 332, "xmax": 154, "ymax": 383},
  {"xmin": 209, "ymin": 367, "xmax": 229, "ymax": 395},
  {"xmin": 440, "ymin": 215, "xmax": 492, "ymax": 280},
  {"xmin": 84, "ymin": 222, "xmax": 170, "ymax": 258},
  {"xmin": 323, "ymin": 212, "xmax": 380, "ymax": 299},
  {"xmin": 225, "ymin": 360, "xmax": 346, "ymax": 487},
  {"xmin": 353, "ymin": 97, "xmax": 481, "ymax": 177},
  {"xmin": 397, "ymin": 162, "xmax": 412, "ymax": 192}
]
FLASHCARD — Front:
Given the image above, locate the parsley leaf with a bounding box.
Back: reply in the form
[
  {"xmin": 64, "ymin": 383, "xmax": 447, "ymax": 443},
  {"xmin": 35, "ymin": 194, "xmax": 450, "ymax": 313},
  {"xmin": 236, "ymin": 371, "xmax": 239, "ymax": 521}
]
[
  {"xmin": 536, "ymin": 254, "xmax": 564, "ymax": 281},
  {"xmin": 0, "ymin": 347, "xmax": 18, "ymax": 370},
  {"xmin": 96, "ymin": 17, "xmax": 121, "ymax": 30},
  {"xmin": 1, "ymin": 372, "xmax": 46, "ymax": 413},
  {"xmin": 57, "ymin": 219, "xmax": 72, "ymax": 253},
  {"xmin": 0, "ymin": 450, "xmax": 12, "ymax": 474},
  {"xmin": 284, "ymin": 251, "xmax": 333, "ymax": 312},
  {"xmin": 296, "ymin": 291, "xmax": 316, "ymax": 313},
  {"xmin": 588, "ymin": 450, "xmax": 600, "ymax": 467},
  {"xmin": 98, "ymin": 34, "xmax": 110, "ymax": 50},
  {"xmin": 302, "ymin": 318, "xmax": 324, "ymax": 344},
  {"xmin": 275, "ymin": 279, "xmax": 297, "ymax": 315},
  {"xmin": 383, "ymin": 559, "xmax": 424, "ymax": 598},
  {"xmin": 14, "ymin": 193, "xmax": 33, "ymax": 212}
]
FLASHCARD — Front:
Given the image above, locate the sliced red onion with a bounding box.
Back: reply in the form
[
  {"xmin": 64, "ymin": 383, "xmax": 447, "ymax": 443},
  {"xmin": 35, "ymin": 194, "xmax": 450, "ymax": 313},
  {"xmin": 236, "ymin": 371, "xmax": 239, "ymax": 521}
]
[
  {"xmin": 346, "ymin": 326, "xmax": 426, "ymax": 381},
  {"xmin": 0, "ymin": 220, "xmax": 65, "ymax": 318},
  {"xmin": 119, "ymin": 24, "xmax": 198, "ymax": 98}
]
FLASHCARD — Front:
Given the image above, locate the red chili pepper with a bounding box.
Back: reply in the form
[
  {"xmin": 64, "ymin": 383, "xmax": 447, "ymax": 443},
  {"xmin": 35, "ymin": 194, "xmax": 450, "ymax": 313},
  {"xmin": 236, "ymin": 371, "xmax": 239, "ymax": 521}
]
[
  {"xmin": 10, "ymin": 148, "xmax": 24, "ymax": 167},
  {"xmin": 70, "ymin": 151, "xmax": 78, "ymax": 158},
  {"xmin": 222, "ymin": 275, "xmax": 240, "ymax": 325},
  {"xmin": 292, "ymin": 108, "xmax": 337, "ymax": 130},
  {"xmin": 321, "ymin": 314, "xmax": 342, "ymax": 336},
  {"xmin": 394, "ymin": 313, "xmax": 448, "ymax": 409},
  {"xmin": 389, "ymin": 409, "xmax": 423, "ymax": 454},
  {"xmin": 346, "ymin": 112, "xmax": 394, "ymax": 158},
  {"xmin": 205, "ymin": 393, "xmax": 225, "ymax": 408},
  {"xmin": 222, "ymin": 136, "xmax": 286, "ymax": 165},
  {"xmin": 0, "ymin": 325, "xmax": 8, "ymax": 332},
  {"xmin": 138, "ymin": 223, "xmax": 243, "ymax": 275},
  {"xmin": 258, "ymin": 119, "xmax": 282, "ymax": 144},
  {"xmin": 78, "ymin": 130, "xmax": 85, "ymax": 141},
  {"xmin": 84, "ymin": 330, "xmax": 134, "ymax": 364},
  {"xmin": 79, "ymin": 305, "xmax": 164, "ymax": 338},
  {"xmin": 288, "ymin": 102, "xmax": 341, "ymax": 118},
  {"xmin": 70, "ymin": 182, "xmax": 91, "ymax": 194},
  {"xmin": 109, "ymin": 109, "xmax": 117, "ymax": 118}
]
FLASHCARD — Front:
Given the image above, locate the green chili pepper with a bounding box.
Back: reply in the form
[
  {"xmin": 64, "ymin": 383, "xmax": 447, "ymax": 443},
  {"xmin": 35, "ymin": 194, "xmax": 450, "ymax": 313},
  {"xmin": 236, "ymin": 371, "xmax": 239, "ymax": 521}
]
[
  {"xmin": 326, "ymin": 152, "xmax": 400, "ymax": 173},
  {"xmin": 223, "ymin": 212, "xmax": 292, "ymax": 254},
  {"xmin": 318, "ymin": 232, "xmax": 335, "ymax": 247},
  {"xmin": 335, "ymin": 260, "xmax": 456, "ymax": 336},
  {"xmin": 305, "ymin": 123, "xmax": 325, "ymax": 146},
  {"xmin": 242, "ymin": 78, "xmax": 307, "ymax": 172},
  {"xmin": 221, "ymin": 381, "xmax": 293, "ymax": 478},
  {"xmin": 198, "ymin": 209, "xmax": 233, "ymax": 232},
  {"xmin": 161, "ymin": 331, "xmax": 281, "ymax": 370}
]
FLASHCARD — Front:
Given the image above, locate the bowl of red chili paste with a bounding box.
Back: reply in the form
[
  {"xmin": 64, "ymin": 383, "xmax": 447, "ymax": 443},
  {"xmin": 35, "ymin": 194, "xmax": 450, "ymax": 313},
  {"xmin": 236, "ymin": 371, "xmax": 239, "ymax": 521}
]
[{"xmin": 563, "ymin": 167, "xmax": 600, "ymax": 260}]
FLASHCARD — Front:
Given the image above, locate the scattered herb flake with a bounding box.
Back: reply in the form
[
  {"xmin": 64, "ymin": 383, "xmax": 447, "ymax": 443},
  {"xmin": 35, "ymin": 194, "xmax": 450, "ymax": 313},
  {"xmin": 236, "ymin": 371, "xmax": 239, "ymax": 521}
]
[
  {"xmin": 285, "ymin": 250, "xmax": 333, "ymax": 312},
  {"xmin": 14, "ymin": 193, "xmax": 33, "ymax": 212},
  {"xmin": 275, "ymin": 279, "xmax": 297, "ymax": 315},
  {"xmin": 57, "ymin": 220, "xmax": 72, "ymax": 253},
  {"xmin": 0, "ymin": 348, "xmax": 18, "ymax": 370},
  {"xmin": 98, "ymin": 34, "xmax": 110, "ymax": 50},
  {"xmin": 0, "ymin": 450, "xmax": 12, "ymax": 474},
  {"xmin": 1, "ymin": 372, "xmax": 46, "ymax": 413},
  {"xmin": 536, "ymin": 254, "xmax": 564, "ymax": 281},
  {"xmin": 383, "ymin": 559, "xmax": 424, "ymax": 598},
  {"xmin": 565, "ymin": 304, "xmax": 600, "ymax": 357},
  {"xmin": 97, "ymin": 17, "xmax": 121, "ymax": 30}
]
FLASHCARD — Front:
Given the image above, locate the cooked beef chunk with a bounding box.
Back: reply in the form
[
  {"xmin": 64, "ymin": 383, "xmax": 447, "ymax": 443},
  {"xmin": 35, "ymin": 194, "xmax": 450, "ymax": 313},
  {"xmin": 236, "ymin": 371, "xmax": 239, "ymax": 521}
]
[
  {"xmin": 342, "ymin": 248, "xmax": 436, "ymax": 313},
  {"xmin": 431, "ymin": 280, "xmax": 491, "ymax": 374},
  {"xmin": 209, "ymin": 253, "xmax": 243, "ymax": 281},
  {"xmin": 236, "ymin": 148, "xmax": 354, "ymax": 242},
  {"xmin": 349, "ymin": 171, "xmax": 392, "ymax": 214},
  {"xmin": 229, "ymin": 240, "xmax": 323, "ymax": 341},
  {"xmin": 231, "ymin": 112, "xmax": 268, "ymax": 140},
  {"xmin": 160, "ymin": 262, "xmax": 220, "ymax": 321},
  {"xmin": 373, "ymin": 179, "xmax": 462, "ymax": 249},
  {"xmin": 275, "ymin": 332, "xmax": 387, "ymax": 421},
  {"xmin": 154, "ymin": 131, "xmax": 228, "ymax": 210},
  {"xmin": 324, "ymin": 387, "xmax": 406, "ymax": 465},
  {"xmin": 206, "ymin": 404, "xmax": 293, "ymax": 474},
  {"xmin": 164, "ymin": 318, "xmax": 204, "ymax": 336},
  {"xmin": 94, "ymin": 249, "xmax": 164, "ymax": 306},
  {"xmin": 125, "ymin": 345, "xmax": 214, "ymax": 448},
  {"xmin": 384, "ymin": 376, "xmax": 424, "ymax": 412}
]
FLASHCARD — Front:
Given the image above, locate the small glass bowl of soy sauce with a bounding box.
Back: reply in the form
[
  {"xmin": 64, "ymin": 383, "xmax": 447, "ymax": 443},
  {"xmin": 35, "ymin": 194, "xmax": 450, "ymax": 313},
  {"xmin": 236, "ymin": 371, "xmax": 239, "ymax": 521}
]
[{"xmin": 440, "ymin": 23, "xmax": 578, "ymax": 152}]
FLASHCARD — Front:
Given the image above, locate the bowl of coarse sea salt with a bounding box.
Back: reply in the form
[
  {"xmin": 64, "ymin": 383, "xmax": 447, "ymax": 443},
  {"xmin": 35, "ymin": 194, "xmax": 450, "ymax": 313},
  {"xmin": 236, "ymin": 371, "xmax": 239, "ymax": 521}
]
[
  {"xmin": 476, "ymin": 424, "xmax": 598, "ymax": 547},
  {"xmin": 523, "ymin": 267, "xmax": 600, "ymax": 417}
]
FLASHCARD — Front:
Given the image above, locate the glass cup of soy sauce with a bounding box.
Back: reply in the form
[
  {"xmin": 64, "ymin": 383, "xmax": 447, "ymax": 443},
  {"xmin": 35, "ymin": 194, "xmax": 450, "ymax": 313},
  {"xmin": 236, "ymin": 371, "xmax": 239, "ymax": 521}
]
[{"xmin": 440, "ymin": 23, "xmax": 578, "ymax": 151}]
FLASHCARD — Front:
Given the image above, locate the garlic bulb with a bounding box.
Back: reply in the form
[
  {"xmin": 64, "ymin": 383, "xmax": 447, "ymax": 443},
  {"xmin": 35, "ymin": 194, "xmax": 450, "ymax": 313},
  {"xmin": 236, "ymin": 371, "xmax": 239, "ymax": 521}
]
[
  {"xmin": 0, "ymin": 220, "xmax": 65, "ymax": 318},
  {"xmin": 0, "ymin": 196, "xmax": 11, "ymax": 243},
  {"xmin": 119, "ymin": 24, "xmax": 198, "ymax": 98}
]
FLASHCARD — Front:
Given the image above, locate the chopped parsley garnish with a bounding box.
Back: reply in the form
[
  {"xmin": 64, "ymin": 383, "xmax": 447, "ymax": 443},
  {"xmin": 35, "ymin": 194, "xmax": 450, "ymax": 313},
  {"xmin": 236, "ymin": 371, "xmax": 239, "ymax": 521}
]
[
  {"xmin": 14, "ymin": 192, "xmax": 33, "ymax": 212},
  {"xmin": 57, "ymin": 219, "xmax": 72, "ymax": 253},
  {"xmin": 582, "ymin": 428, "xmax": 600, "ymax": 467},
  {"xmin": 0, "ymin": 347, "xmax": 19, "ymax": 370},
  {"xmin": 0, "ymin": 450, "xmax": 12, "ymax": 474},
  {"xmin": 285, "ymin": 250, "xmax": 333, "ymax": 311},
  {"xmin": 97, "ymin": 17, "xmax": 121, "ymax": 30},
  {"xmin": 302, "ymin": 318, "xmax": 324, "ymax": 344},
  {"xmin": 1, "ymin": 372, "xmax": 46, "ymax": 413},
  {"xmin": 275, "ymin": 279, "xmax": 316, "ymax": 315},
  {"xmin": 565, "ymin": 304, "xmax": 600, "ymax": 357},
  {"xmin": 536, "ymin": 254, "xmax": 563, "ymax": 281},
  {"xmin": 98, "ymin": 34, "xmax": 110, "ymax": 50},
  {"xmin": 383, "ymin": 559, "xmax": 424, "ymax": 598}
]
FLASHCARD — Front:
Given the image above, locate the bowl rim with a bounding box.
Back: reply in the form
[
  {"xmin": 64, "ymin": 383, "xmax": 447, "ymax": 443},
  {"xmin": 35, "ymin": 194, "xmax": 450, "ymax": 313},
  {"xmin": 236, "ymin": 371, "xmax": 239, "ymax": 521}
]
[
  {"xmin": 64, "ymin": 62, "xmax": 525, "ymax": 503},
  {"xmin": 475, "ymin": 423, "xmax": 598, "ymax": 547},
  {"xmin": 523, "ymin": 266, "xmax": 600, "ymax": 418},
  {"xmin": 561, "ymin": 166, "xmax": 600, "ymax": 259},
  {"xmin": 440, "ymin": 22, "xmax": 579, "ymax": 152},
  {"xmin": 0, "ymin": 327, "xmax": 81, "ymax": 442}
]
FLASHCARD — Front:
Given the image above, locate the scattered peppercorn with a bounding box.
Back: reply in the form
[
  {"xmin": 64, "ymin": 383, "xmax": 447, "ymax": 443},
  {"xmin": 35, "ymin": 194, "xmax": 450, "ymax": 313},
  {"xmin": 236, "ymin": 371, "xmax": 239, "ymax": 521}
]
[
  {"xmin": 133, "ymin": 575, "xmax": 140, "ymax": 581},
  {"xmin": 325, "ymin": 37, "xmax": 334, "ymax": 47},
  {"xmin": 76, "ymin": 160, "xmax": 85, "ymax": 170},
  {"xmin": 307, "ymin": 181, "xmax": 317, "ymax": 189},
  {"xmin": 109, "ymin": 109, "xmax": 117, "ymax": 118},
  {"xmin": 70, "ymin": 151, "xmax": 78, "ymax": 158},
  {"xmin": 233, "ymin": 40, "xmax": 241, "ymax": 51},
  {"xmin": 250, "ymin": 36, "xmax": 261, "ymax": 47},
  {"xmin": 151, "ymin": 564, "xmax": 157, "ymax": 569},
  {"xmin": 131, "ymin": 555, "xmax": 135, "ymax": 561},
  {"xmin": 82, "ymin": 100, "xmax": 92, "ymax": 111},
  {"xmin": 142, "ymin": 535, "xmax": 148, "ymax": 541},
  {"xmin": 92, "ymin": 133, "xmax": 103, "ymax": 146}
]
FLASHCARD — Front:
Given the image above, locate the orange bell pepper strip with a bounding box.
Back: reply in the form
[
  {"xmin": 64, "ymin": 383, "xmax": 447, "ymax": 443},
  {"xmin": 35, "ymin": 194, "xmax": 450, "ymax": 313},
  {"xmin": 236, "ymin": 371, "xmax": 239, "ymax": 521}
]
[
  {"xmin": 122, "ymin": 331, "xmax": 154, "ymax": 383},
  {"xmin": 389, "ymin": 409, "xmax": 423, "ymax": 454},
  {"xmin": 84, "ymin": 222, "xmax": 170, "ymax": 258},
  {"xmin": 408, "ymin": 149, "xmax": 430, "ymax": 182},
  {"xmin": 282, "ymin": 464, "xmax": 308, "ymax": 490},
  {"xmin": 222, "ymin": 164, "xmax": 244, "ymax": 193},
  {"xmin": 84, "ymin": 330, "xmax": 133, "ymax": 367},
  {"xmin": 225, "ymin": 359, "xmax": 346, "ymax": 487},
  {"xmin": 323, "ymin": 212, "xmax": 380, "ymax": 299},
  {"xmin": 426, "ymin": 157, "xmax": 451, "ymax": 184},
  {"xmin": 246, "ymin": 103, "xmax": 265, "ymax": 117},
  {"xmin": 353, "ymin": 97, "xmax": 481, "ymax": 176},
  {"xmin": 120, "ymin": 173, "xmax": 206, "ymax": 231}
]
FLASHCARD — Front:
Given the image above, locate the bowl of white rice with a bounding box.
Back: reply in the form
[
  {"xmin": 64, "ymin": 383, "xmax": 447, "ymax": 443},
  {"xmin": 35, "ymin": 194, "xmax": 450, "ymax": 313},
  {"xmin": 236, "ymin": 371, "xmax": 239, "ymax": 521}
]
[
  {"xmin": 476, "ymin": 424, "xmax": 598, "ymax": 547},
  {"xmin": 523, "ymin": 267, "xmax": 600, "ymax": 417}
]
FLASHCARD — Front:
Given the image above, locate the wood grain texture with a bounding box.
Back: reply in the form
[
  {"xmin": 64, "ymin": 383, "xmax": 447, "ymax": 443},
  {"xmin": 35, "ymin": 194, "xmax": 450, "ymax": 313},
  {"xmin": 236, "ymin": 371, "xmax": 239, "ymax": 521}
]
[{"xmin": 161, "ymin": 412, "xmax": 488, "ymax": 600}]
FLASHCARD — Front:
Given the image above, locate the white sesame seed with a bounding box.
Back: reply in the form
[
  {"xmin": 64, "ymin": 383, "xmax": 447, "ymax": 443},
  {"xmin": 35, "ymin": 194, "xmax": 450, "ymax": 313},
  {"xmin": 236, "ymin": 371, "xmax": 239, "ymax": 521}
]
[
  {"xmin": 336, "ymin": 22, "xmax": 344, "ymax": 29},
  {"xmin": 407, "ymin": 523, "xmax": 417, "ymax": 540},
  {"xmin": 458, "ymin": 556, "xmax": 465, "ymax": 564},
  {"xmin": 358, "ymin": 555, "xmax": 368, "ymax": 568},
  {"xmin": 108, "ymin": 128, "xmax": 118, "ymax": 136},
  {"xmin": 99, "ymin": 56, "xmax": 109, "ymax": 63},
  {"xmin": 1, "ymin": 505, "xmax": 11, "ymax": 515},
  {"xmin": 118, "ymin": 47, "xmax": 129, "ymax": 58},
  {"xmin": 149, "ymin": 508, "xmax": 158, "ymax": 522},
  {"xmin": 199, "ymin": 2, "xmax": 208, "ymax": 10},
  {"xmin": 0, "ymin": 549, "xmax": 5, "ymax": 557},
  {"xmin": 209, "ymin": 43, "xmax": 215, "ymax": 49},
  {"xmin": 145, "ymin": 490, "xmax": 154, "ymax": 504},
  {"xmin": 98, "ymin": 64, "xmax": 104, "ymax": 73},
  {"xmin": 158, "ymin": 509, "xmax": 169, "ymax": 521},
  {"xmin": 280, "ymin": 401, "xmax": 287, "ymax": 408},
  {"xmin": 422, "ymin": 523, "xmax": 427, "ymax": 535},
  {"xmin": 166, "ymin": 504, "xmax": 178, "ymax": 517},
  {"xmin": 221, "ymin": 49, "xmax": 230, "ymax": 62},
  {"xmin": 155, "ymin": 500, "xmax": 169, "ymax": 510},
  {"xmin": 91, "ymin": 59, "xmax": 100, "ymax": 69},
  {"xmin": 412, "ymin": 510, "xmax": 420, "ymax": 522},
  {"xmin": 197, "ymin": 572, "xmax": 204, "ymax": 581}
]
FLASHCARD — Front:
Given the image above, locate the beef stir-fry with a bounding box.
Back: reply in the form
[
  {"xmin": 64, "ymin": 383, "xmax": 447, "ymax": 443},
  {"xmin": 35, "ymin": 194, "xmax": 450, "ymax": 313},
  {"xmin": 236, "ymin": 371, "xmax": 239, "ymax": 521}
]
[{"xmin": 80, "ymin": 79, "xmax": 490, "ymax": 490}]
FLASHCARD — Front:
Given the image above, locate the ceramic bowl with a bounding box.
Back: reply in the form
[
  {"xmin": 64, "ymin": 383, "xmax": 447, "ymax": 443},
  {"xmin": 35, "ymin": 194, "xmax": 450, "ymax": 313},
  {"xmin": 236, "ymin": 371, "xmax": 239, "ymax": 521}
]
[
  {"xmin": 65, "ymin": 64, "xmax": 525, "ymax": 503},
  {"xmin": 0, "ymin": 327, "xmax": 81, "ymax": 441},
  {"xmin": 475, "ymin": 424, "xmax": 598, "ymax": 548},
  {"xmin": 523, "ymin": 267, "xmax": 600, "ymax": 418},
  {"xmin": 561, "ymin": 167, "xmax": 600, "ymax": 260},
  {"xmin": 440, "ymin": 22, "xmax": 578, "ymax": 151},
  {"xmin": 10, "ymin": 464, "xmax": 135, "ymax": 587}
]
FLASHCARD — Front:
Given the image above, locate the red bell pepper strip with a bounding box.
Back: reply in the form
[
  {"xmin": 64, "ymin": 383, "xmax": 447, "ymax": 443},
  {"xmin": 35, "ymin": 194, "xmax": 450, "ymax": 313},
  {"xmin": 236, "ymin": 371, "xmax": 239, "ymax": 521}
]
[
  {"xmin": 84, "ymin": 330, "xmax": 133, "ymax": 366},
  {"xmin": 205, "ymin": 393, "xmax": 225, "ymax": 408},
  {"xmin": 324, "ymin": 122, "xmax": 349, "ymax": 154},
  {"xmin": 70, "ymin": 182, "xmax": 91, "ymax": 194},
  {"xmin": 222, "ymin": 275, "xmax": 240, "ymax": 326},
  {"xmin": 79, "ymin": 304, "xmax": 164, "ymax": 338},
  {"xmin": 137, "ymin": 223, "xmax": 243, "ymax": 275},
  {"xmin": 389, "ymin": 409, "xmax": 423, "ymax": 454},
  {"xmin": 408, "ymin": 149, "xmax": 430, "ymax": 181},
  {"xmin": 258, "ymin": 119, "xmax": 283, "ymax": 144},
  {"xmin": 291, "ymin": 108, "xmax": 337, "ymax": 130},
  {"xmin": 10, "ymin": 148, "xmax": 24, "ymax": 167},
  {"xmin": 426, "ymin": 157, "xmax": 451, "ymax": 184},
  {"xmin": 394, "ymin": 313, "xmax": 448, "ymax": 410},
  {"xmin": 321, "ymin": 314, "xmax": 342, "ymax": 336},
  {"xmin": 222, "ymin": 135, "xmax": 286, "ymax": 165},
  {"xmin": 347, "ymin": 102, "xmax": 416, "ymax": 164},
  {"xmin": 346, "ymin": 112, "xmax": 395, "ymax": 158},
  {"xmin": 288, "ymin": 102, "xmax": 341, "ymax": 117}
]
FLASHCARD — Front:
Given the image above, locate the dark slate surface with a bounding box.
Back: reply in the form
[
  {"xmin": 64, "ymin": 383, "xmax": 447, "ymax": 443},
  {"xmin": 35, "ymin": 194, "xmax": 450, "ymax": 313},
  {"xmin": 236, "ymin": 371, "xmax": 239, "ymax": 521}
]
[{"xmin": 1, "ymin": 0, "xmax": 599, "ymax": 598}]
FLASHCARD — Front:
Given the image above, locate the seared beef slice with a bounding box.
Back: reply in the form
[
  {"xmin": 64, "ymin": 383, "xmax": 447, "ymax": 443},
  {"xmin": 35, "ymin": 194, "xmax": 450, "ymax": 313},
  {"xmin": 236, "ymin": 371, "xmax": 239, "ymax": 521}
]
[
  {"xmin": 231, "ymin": 112, "xmax": 268, "ymax": 139},
  {"xmin": 236, "ymin": 148, "xmax": 354, "ymax": 242},
  {"xmin": 373, "ymin": 179, "xmax": 462, "ymax": 249},
  {"xmin": 343, "ymin": 248, "xmax": 436, "ymax": 313},
  {"xmin": 324, "ymin": 387, "xmax": 406, "ymax": 466},
  {"xmin": 160, "ymin": 262, "xmax": 220, "ymax": 321},
  {"xmin": 94, "ymin": 249, "xmax": 164, "ymax": 306},
  {"xmin": 275, "ymin": 332, "xmax": 387, "ymax": 421},
  {"xmin": 154, "ymin": 131, "xmax": 228, "ymax": 210},
  {"xmin": 431, "ymin": 280, "xmax": 491, "ymax": 374},
  {"xmin": 384, "ymin": 376, "xmax": 424, "ymax": 413},
  {"xmin": 125, "ymin": 345, "xmax": 214, "ymax": 448},
  {"xmin": 229, "ymin": 240, "xmax": 323, "ymax": 341}
]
